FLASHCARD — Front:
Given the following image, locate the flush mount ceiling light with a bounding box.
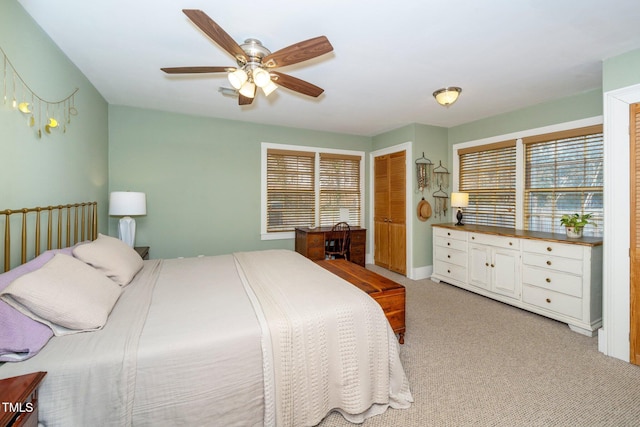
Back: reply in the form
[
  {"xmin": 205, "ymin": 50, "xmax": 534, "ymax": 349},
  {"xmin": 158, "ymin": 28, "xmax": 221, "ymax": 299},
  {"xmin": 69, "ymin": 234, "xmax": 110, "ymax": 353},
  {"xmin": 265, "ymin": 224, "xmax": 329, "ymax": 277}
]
[{"xmin": 433, "ymin": 87, "xmax": 462, "ymax": 107}]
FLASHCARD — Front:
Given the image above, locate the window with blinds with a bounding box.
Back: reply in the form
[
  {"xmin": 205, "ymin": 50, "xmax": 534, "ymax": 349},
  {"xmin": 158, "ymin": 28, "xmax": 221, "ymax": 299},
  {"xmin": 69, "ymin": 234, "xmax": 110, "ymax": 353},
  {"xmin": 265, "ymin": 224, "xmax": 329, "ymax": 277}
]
[
  {"xmin": 524, "ymin": 125, "xmax": 603, "ymax": 236},
  {"xmin": 266, "ymin": 149, "xmax": 315, "ymax": 232},
  {"xmin": 459, "ymin": 141, "xmax": 516, "ymax": 227},
  {"xmin": 319, "ymin": 153, "xmax": 361, "ymax": 226},
  {"xmin": 265, "ymin": 147, "xmax": 363, "ymax": 234}
]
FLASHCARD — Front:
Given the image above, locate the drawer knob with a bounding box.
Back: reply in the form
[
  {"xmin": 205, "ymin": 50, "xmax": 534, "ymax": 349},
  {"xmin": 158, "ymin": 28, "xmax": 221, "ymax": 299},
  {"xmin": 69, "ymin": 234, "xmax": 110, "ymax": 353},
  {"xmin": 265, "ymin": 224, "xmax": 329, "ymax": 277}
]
[
  {"xmin": 546, "ymin": 278, "xmax": 551, "ymax": 283},
  {"xmin": 491, "ymin": 264, "xmax": 495, "ymax": 268},
  {"xmin": 485, "ymin": 262, "xmax": 489, "ymax": 266},
  {"xmin": 546, "ymin": 298, "xmax": 551, "ymax": 303},
  {"xmin": 447, "ymin": 242, "xmax": 451, "ymax": 246},
  {"xmin": 547, "ymin": 247, "xmax": 552, "ymax": 252},
  {"xmin": 546, "ymin": 260, "xmax": 552, "ymax": 266},
  {"xmin": 509, "ymin": 242, "xmax": 513, "ymax": 246},
  {"xmin": 447, "ymin": 269, "xmax": 451, "ymax": 273},
  {"xmin": 447, "ymin": 232, "xmax": 451, "ymax": 236},
  {"xmin": 472, "ymin": 236, "xmax": 475, "ymax": 240},
  {"xmin": 447, "ymin": 255, "xmax": 451, "ymax": 258}
]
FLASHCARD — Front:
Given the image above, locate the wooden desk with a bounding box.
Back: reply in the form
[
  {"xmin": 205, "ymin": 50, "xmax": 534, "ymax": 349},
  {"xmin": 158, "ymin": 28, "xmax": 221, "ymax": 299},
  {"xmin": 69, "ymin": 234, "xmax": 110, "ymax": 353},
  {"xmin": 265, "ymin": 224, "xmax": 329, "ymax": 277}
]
[
  {"xmin": 316, "ymin": 259, "xmax": 405, "ymax": 343},
  {"xmin": 295, "ymin": 226, "xmax": 366, "ymax": 267}
]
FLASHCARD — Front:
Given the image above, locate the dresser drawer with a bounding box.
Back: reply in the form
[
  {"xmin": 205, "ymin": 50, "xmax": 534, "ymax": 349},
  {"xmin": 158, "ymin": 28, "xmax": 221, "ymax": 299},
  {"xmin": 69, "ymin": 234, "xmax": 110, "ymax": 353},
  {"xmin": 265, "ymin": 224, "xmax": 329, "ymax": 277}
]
[
  {"xmin": 434, "ymin": 247, "xmax": 467, "ymax": 267},
  {"xmin": 434, "ymin": 227, "xmax": 467, "ymax": 241},
  {"xmin": 522, "ymin": 252, "xmax": 583, "ymax": 275},
  {"xmin": 434, "ymin": 260, "xmax": 467, "ymax": 283},
  {"xmin": 522, "ymin": 284, "xmax": 583, "ymax": 319},
  {"xmin": 350, "ymin": 230, "xmax": 366, "ymax": 245},
  {"xmin": 522, "ymin": 239, "xmax": 583, "ymax": 260},
  {"xmin": 436, "ymin": 237, "xmax": 467, "ymax": 252},
  {"xmin": 469, "ymin": 233, "xmax": 520, "ymax": 250},
  {"xmin": 306, "ymin": 233, "xmax": 325, "ymax": 248},
  {"xmin": 522, "ymin": 266, "xmax": 582, "ymax": 297}
]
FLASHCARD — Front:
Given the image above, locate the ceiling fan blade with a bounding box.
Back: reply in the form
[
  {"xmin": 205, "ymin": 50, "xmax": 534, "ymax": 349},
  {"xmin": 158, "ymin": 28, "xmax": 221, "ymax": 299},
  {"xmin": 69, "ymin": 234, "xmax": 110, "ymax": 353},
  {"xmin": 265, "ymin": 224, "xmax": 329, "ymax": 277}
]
[
  {"xmin": 182, "ymin": 9, "xmax": 247, "ymax": 63},
  {"xmin": 263, "ymin": 36, "xmax": 333, "ymax": 68},
  {"xmin": 161, "ymin": 66, "xmax": 235, "ymax": 74},
  {"xmin": 238, "ymin": 94, "xmax": 254, "ymax": 105},
  {"xmin": 270, "ymin": 71, "xmax": 324, "ymax": 97}
]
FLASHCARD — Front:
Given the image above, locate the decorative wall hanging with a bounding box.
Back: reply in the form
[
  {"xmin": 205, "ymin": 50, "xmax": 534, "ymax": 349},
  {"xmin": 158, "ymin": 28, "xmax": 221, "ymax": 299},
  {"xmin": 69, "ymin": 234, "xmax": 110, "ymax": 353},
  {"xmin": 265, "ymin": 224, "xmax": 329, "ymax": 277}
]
[
  {"xmin": 432, "ymin": 185, "xmax": 449, "ymax": 219},
  {"xmin": 433, "ymin": 161, "xmax": 450, "ymax": 189},
  {"xmin": 415, "ymin": 152, "xmax": 434, "ymax": 193},
  {"xmin": 2, "ymin": 46, "xmax": 79, "ymax": 138}
]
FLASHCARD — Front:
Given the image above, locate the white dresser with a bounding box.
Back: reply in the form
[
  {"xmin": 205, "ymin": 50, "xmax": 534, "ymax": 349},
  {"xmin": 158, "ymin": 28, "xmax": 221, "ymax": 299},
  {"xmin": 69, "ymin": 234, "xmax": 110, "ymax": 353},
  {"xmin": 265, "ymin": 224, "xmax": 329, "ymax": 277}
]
[{"xmin": 432, "ymin": 224, "xmax": 603, "ymax": 336}]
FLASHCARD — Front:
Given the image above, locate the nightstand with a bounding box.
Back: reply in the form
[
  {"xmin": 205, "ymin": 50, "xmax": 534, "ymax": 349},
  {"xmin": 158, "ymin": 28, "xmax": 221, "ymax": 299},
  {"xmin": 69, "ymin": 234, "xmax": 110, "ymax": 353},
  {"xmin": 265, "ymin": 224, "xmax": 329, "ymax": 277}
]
[
  {"xmin": 134, "ymin": 246, "xmax": 149, "ymax": 260},
  {"xmin": 0, "ymin": 371, "xmax": 46, "ymax": 427}
]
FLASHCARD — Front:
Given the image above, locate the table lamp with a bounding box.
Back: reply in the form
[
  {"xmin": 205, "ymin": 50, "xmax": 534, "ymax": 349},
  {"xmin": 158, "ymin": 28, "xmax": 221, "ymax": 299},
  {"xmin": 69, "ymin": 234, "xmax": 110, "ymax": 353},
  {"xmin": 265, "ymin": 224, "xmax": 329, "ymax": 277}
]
[
  {"xmin": 109, "ymin": 191, "xmax": 147, "ymax": 247},
  {"xmin": 451, "ymin": 192, "xmax": 469, "ymax": 226}
]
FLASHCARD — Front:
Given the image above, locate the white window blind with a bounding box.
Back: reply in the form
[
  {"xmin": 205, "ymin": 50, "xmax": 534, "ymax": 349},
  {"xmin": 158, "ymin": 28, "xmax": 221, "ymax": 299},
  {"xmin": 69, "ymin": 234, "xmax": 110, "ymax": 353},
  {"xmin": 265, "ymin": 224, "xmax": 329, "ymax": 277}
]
[
  {"xmin": 266, "ymin": 149, "xmax": 315, "ymax": 232},
  {"xmin": 459, "ymin": 141, "xmax": 516, "ymax": 228},
  {"xmin": 524, "ymin": 125, "xmax": 603, "ymax": 236},
  {"xmin": 319, "ymin": 153, "xmax": 361, "ymax": 226},
  {"xmin": 265, "ymin": 146, "xmax": 363, "ymax": 235}
]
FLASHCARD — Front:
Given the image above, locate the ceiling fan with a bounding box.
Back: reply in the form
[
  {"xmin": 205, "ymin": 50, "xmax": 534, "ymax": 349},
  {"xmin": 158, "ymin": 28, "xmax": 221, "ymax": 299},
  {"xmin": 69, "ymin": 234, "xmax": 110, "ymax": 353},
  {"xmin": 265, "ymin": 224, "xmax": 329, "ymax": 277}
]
[{"xmin": 161, "ymin": 9, "xmax": 334, "ymax": 106}]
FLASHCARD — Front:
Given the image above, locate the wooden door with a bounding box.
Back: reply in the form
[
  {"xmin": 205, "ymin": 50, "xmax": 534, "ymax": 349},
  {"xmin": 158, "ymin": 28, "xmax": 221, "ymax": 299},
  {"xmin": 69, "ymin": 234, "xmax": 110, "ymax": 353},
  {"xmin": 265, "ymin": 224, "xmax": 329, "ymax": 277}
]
[
  {"xmin": 374, "ymin": 155, "xmax": 390, "ymax": 269},
  {"xmin": 388, "ymin": 151, "xmax": 406, "ymax": 274},
  {"xmin": 631, "ymin": 102, "xmax": 640, "ymax": 365},
  {"xmin": 374, "ymin": 151, "xmax": 406, "ymax": 275}
]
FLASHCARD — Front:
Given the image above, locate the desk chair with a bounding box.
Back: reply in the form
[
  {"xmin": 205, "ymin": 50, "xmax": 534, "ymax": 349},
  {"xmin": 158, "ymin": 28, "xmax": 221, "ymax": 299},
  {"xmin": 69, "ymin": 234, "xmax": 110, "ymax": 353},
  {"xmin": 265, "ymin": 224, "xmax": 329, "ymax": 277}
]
[{"xmin": 325, "ymin": 222, "xmax": 351, "ymax": 261}]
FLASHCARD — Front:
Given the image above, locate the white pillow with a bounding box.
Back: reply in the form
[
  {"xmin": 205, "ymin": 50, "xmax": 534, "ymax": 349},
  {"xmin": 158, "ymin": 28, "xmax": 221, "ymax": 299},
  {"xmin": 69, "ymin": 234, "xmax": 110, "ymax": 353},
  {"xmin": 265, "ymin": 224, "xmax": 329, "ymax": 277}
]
[
  {"xmin": 0, "ymin": 254, "xmax": 122, "ymax": 335},
  {"xmin": 73, "ymin": 233, "xmax": 144, "ymax": 286}
]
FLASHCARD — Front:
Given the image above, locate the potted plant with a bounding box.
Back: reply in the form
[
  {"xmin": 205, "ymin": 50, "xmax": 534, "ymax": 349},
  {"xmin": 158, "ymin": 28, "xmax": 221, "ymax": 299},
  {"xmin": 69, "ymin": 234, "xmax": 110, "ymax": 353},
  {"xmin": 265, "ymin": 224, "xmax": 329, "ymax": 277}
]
[{"xmin": 560, "ymin": 213, "xmax": 592, "ymax": 238}]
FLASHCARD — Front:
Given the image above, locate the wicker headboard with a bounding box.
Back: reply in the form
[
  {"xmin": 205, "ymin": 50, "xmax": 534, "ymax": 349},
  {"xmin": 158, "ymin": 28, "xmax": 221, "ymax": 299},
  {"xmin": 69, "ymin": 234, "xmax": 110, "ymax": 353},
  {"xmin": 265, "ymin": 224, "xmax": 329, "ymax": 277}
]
[{"xmin": 0, "ymin": 202, "xmax": 98, "ymax": 272}]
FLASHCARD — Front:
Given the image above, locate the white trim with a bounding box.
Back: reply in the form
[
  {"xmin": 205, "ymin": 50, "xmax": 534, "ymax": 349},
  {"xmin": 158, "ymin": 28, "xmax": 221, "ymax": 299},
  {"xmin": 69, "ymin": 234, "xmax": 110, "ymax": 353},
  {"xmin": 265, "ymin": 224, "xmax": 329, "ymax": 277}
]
[
  {"xmin": 260, "ymin": 142, "xmax": 365, "ymax": 240},
  {"xmin": 601, "ymin": 83, "xmax": 640, "ymax": 362},
  {"xmin": 368, "ymin": 142, "xmax": 415, "ymax": 279}
]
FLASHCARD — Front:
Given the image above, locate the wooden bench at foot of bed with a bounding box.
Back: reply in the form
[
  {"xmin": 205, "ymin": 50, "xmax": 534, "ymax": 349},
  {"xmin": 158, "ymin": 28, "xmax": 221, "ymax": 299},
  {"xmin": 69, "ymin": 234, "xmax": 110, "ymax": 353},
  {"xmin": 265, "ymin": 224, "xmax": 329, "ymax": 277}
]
[{"xmin": 315, "ymin": 259, "xmax": 406, "ymax": 344}]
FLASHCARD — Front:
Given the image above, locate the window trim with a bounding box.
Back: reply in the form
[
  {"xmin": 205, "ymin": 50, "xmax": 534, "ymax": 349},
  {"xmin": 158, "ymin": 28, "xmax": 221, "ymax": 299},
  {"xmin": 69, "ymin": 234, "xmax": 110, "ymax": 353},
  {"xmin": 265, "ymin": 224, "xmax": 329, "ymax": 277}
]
[
  {"xmin": 452, "ymin": 116, "xmax": 603, "ymax": 230},
  {"xmin": 261, "ymin": 142, "xmax": 365, "ymax": 240}
]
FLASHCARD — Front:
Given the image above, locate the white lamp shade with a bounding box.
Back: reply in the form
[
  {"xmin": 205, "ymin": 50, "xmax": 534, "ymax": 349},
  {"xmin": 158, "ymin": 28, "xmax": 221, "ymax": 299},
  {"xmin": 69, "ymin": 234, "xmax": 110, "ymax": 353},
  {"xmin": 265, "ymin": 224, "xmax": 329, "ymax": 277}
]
[
  {"xmin": 253, "ymin": 68, "xmax": 271, "ymax": 88},
  {"xmin": 451, "ymin": 192, "xmax": 469, "ymax": 208},
  {"xmin": 261, "ymin": 80, "xmax": 278, "ymax": 96},
  {"xmin": 239, "ymin": 81, "xmax": 256, "ymax": 98},
  {"xmin": 228, "ymin": 69, "xmax": 248, "ymax": 90},
  {"xmin": 109, "ymin": 192, "xmax": 147, "ymax": 216}
]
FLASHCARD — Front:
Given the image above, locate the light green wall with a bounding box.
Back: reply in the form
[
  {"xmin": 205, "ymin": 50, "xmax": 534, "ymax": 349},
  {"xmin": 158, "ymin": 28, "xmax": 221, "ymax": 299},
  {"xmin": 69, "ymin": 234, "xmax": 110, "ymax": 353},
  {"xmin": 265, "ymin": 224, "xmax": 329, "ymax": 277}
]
[
  {"xmin": 603, "ymin": 48, "xmax": 640, "ymax": 92},
  {"xmin": 108, "ymin": 105, "xmax": 371, "ymax": 259},
  {"xmin": 0, "ymin": 1, "xmax": 109, "ymax": 233},
  {"xmin": 372, "ymin": 123, "xmax": 448, "ymax": 268}
]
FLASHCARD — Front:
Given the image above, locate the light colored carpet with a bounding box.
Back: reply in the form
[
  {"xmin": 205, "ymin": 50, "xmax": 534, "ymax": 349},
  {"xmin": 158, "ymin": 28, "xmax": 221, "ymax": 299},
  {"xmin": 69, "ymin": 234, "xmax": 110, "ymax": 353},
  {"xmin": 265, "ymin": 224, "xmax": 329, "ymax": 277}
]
[{"xmin": 317, "ymin": 265, "xmax": 640, "ymax": 427}]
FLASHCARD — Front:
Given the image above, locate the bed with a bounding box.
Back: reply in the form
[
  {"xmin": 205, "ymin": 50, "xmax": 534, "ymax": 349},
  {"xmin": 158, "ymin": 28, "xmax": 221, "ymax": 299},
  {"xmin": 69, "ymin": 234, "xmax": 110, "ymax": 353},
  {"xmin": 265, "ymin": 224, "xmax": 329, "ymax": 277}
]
[{"xmin": 0, "ymin": 202, "xmax": 412, "ymax": 426}]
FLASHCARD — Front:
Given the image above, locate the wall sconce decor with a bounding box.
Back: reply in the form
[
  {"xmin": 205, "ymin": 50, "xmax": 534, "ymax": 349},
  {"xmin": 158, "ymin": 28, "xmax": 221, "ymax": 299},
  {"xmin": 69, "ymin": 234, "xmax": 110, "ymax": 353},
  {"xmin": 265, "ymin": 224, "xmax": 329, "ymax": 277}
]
[{"xmin": 2, "ymin": 46, "xmax": 79, "ymax": 138}]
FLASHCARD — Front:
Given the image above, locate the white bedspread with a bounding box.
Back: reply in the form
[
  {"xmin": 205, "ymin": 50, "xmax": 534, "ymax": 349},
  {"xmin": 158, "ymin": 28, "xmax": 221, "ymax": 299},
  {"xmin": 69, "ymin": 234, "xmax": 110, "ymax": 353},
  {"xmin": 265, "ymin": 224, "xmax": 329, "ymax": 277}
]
[
  {"xmin": 234, "ymin": 250, "xmax": 413, "ymax": 426},
  {"xmin": 0, "ymin": 250, "xmax": 412, "ymax": 426}
]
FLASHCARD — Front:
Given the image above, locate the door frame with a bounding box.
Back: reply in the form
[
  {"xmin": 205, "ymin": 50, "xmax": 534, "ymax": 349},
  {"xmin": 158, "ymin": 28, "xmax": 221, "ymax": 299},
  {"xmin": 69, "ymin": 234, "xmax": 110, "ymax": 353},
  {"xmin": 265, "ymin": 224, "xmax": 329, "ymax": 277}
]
[
  {"xmin": 369, "ymin": 141, "xmax": 414, "ymax": 278},
  {"xmin": 602, "ymin": 83, "xmax": 640, "ymax": 362}
]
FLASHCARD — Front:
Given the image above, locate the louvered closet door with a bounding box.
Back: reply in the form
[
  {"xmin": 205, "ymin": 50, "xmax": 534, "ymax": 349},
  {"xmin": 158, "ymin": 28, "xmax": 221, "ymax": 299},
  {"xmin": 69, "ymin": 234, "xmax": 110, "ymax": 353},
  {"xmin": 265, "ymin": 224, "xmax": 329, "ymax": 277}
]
[
  {"xmin": 374, "ymin": 155, "xmax": 390, "ymax": 269},
  {"xmin": 631, "ymin": 102, "xmax": 640, "ymax": 365},
  {"xmin": 373, "ymin": 151, "xmax": 406, "ymax": 275}
]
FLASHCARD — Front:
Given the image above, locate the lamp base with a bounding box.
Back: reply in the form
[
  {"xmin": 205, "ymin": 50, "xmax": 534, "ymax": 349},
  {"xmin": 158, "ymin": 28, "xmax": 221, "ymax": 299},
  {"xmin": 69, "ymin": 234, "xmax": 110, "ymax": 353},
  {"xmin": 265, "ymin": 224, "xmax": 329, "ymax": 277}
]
[
  {"xmin": 455, "ymin": 209, "xmax": 464, "ymax": 226},
  {"xmin": 118, "ymin": 216, "xmax": 137, "ymax": 247}
]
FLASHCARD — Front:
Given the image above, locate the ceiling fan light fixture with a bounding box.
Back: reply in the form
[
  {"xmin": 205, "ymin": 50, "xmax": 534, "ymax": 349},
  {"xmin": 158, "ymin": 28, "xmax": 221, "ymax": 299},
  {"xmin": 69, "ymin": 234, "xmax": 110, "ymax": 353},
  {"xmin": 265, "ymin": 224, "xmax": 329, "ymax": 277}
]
[
  {"xmin": 239, "ymin": 81, "xmax": 256, "ymax": 98},
  {"xmin": 252, "ymin": 67, "xmax": 271, "ymax": 88},
  {"xmin": 228, "ymin": 68, "xmax": 248, "ymax": 90},
  {"xmin": 262, "ymin": 80, "xmax": 278, "ymax": 96},
  {"xmin": 433, "ymin": 87, "xmax": 462, "ymax": 107}
]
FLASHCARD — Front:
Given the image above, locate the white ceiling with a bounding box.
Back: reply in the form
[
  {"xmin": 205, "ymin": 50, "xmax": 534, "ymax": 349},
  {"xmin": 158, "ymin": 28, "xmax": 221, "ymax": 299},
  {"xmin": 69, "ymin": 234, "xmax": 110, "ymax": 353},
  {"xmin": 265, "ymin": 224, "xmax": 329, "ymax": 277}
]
[{"xmin": 17, "ymin": 0, "xmax": 640, "ymax": 136}]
